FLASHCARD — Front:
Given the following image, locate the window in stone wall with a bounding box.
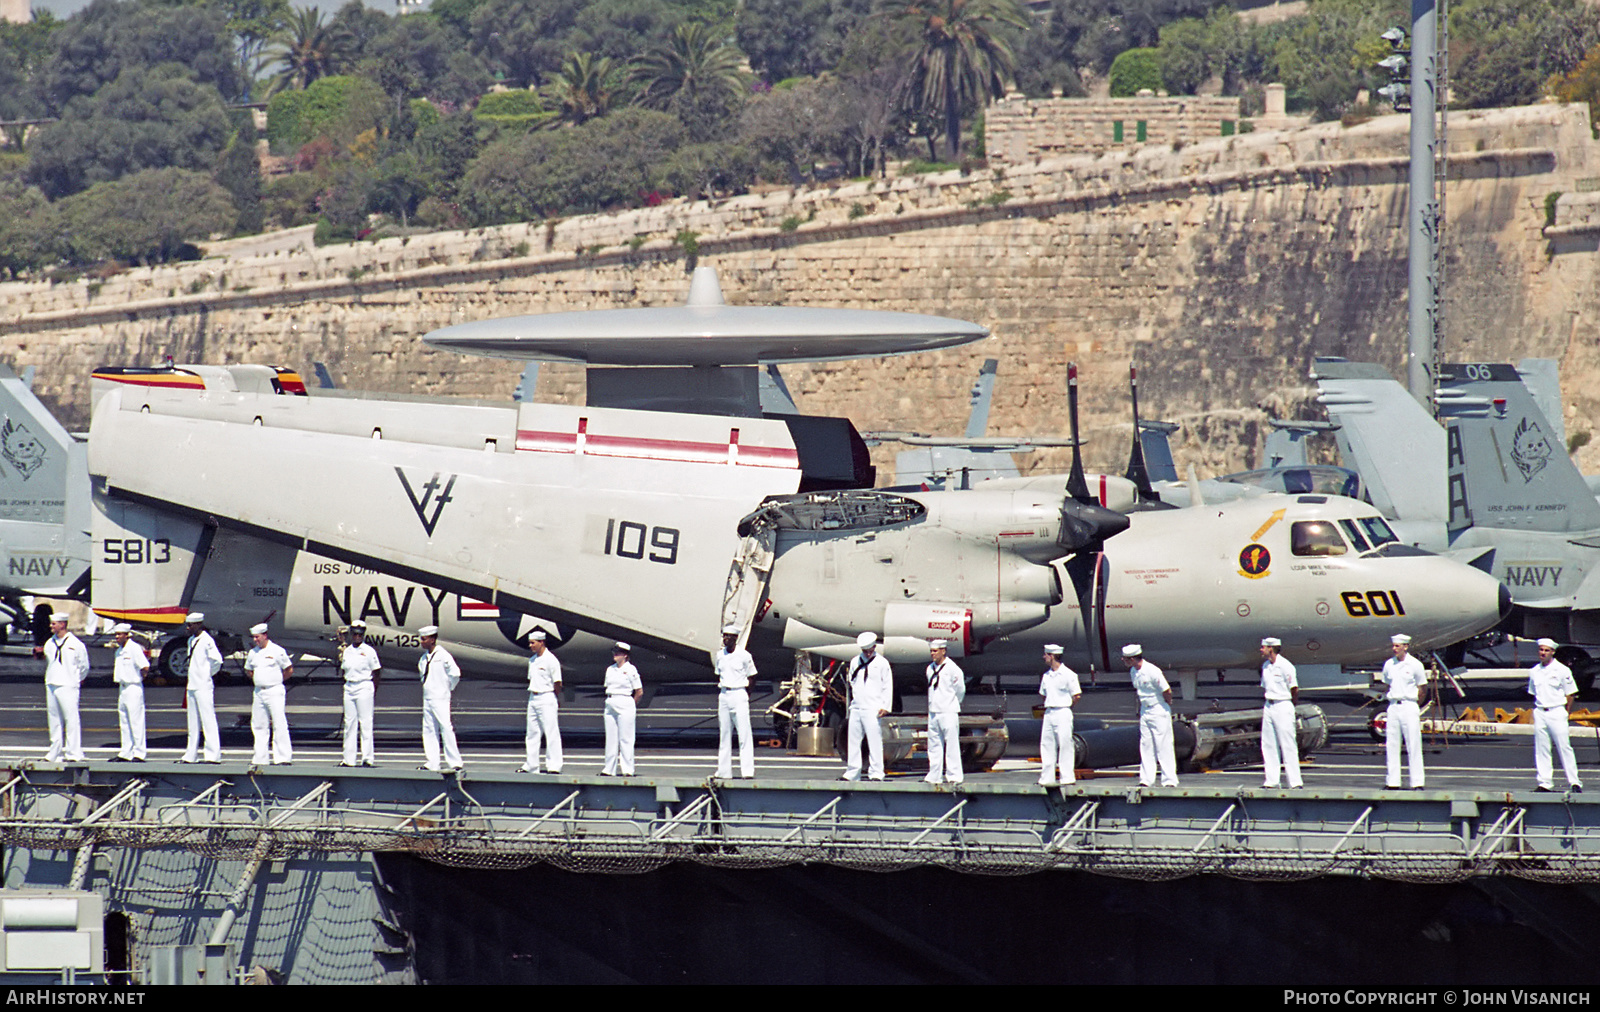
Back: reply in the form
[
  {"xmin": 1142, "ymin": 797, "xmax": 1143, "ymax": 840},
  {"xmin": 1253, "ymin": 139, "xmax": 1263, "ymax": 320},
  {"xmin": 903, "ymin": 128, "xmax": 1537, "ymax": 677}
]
[
  {"xmin": 1136, "ymin": 121, "xmax": 1147, "ymax": 142},
  {"xmin": 1113, "ymin": 121, "xmax": 1123, "ymax": 143},
  {"xmin": 1222, "ymin": 120, "xmax": 1235, "ymax": 137}
]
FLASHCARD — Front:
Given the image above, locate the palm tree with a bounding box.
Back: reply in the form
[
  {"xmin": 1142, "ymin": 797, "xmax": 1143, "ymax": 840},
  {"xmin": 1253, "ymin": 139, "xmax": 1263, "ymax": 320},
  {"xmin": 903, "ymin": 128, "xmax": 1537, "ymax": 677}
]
[
  {"xmin": 630, "ymin": 22, "xmax": 747, "ymax": 114},
  {"xmin": 545, "ymin": 51, "xmax": 624, "ymax": 127},
  {"xmin": 880, "ymin": 0, "xmax": 1029, "ymax": 160},
  {"xmin": 267, "ymin": 7, "xmax": 347, "ymax": 94}
]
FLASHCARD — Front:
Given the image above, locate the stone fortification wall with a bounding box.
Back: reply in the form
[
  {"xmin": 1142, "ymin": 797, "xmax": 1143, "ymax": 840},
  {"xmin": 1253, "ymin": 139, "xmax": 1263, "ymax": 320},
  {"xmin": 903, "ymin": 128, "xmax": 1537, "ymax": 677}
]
[
  {"xmin": 2, "ymin": 102, "xmax": 1598, "ymax": 482},
  {"xmin": 985, "ymin": 94, "xmax": 1245, "ymax": 168}
]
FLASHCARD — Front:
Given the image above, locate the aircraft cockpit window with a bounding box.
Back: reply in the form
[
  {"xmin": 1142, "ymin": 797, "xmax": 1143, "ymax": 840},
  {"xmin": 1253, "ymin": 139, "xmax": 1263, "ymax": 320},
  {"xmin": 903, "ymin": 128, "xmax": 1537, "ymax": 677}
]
[
  {"xmin": 1290, "ymin": 520, "xmax": 1348, "ymax": 557},
  {"xmin": 1358, "ymin": 516, "xmax": 1399, "ymax": 547},
  {"xmin": 1338, "ymin": 519, "xmax": 1371, "ymax": 552}
]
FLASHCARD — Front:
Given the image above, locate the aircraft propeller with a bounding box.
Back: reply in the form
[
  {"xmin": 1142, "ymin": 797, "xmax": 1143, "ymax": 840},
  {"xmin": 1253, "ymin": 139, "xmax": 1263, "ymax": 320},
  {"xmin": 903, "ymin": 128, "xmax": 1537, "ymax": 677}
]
[{"xmin": 1056, "ymin": 363, "xmax": 1131, "ymax": 670}]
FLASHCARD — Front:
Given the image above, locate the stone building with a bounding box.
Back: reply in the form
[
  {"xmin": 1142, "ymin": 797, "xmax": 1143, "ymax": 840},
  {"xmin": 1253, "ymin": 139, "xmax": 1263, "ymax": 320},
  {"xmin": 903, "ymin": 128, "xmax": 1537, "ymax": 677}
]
[{"xmin": 985, "ymin": 92, "xmax": 1245, "ymax": 169}]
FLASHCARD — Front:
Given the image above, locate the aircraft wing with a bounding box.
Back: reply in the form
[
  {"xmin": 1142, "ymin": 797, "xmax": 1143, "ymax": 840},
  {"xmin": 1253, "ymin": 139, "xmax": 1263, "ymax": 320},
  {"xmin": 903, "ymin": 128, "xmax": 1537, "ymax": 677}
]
[{"xmin": 88, "ymin": 386, "xmax": 809, "ymax": 656}]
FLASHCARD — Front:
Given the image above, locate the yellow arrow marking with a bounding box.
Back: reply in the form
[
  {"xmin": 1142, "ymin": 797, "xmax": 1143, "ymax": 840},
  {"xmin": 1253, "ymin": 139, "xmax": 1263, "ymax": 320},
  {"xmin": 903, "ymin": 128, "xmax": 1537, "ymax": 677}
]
[{"xmin": 1251, "ymin": 508, "xmax": 1287, "ymax": 542}]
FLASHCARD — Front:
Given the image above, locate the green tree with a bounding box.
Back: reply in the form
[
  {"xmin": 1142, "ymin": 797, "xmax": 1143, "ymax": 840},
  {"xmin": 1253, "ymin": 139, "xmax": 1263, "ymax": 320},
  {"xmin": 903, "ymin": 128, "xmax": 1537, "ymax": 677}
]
[
  {"xmin": 37, "ymin": 0, "xmax": 242, "ymax": 112},
  {"xmin": 472, "ymin": 88, "xmax": 553, "ymax": 127},
  {"xmin": 268, "ymin": 6, "xmax": 349, "ymax": 93},
  {"xmin": 1268, "ymin": 0, "xmax": 1403, "ymax": 120},
  {"xmin": 1552, "ymin": 40, "xmax": 1600, "ymax": 128},
  {"xmin": 735, "ymin": 0, "xmax": 872, "ymax": 83},
  {"xmin": 468, "ymin": 0, "xmax": 587, "ymax": 89},
  {"xmin": 1108, "ymin": 46, "xmax": 1162, "ymax": 95},
  {"xmin": 881, "ymin": 0, "xmax": 1030, "ymax": 160},
  {"xmin": 1157, "ymin": 16, "xmax": 1211, "ymax": 94},
  {"xmin": 266, "ymin": 73, "xmax": 388, "ymax": 152},
  {"xmin": 544, "ymin": 50, "xmax": 624, "ymax": 125},
  {"xmin": 631, "ymin": 22, "xmax": 748, "ymax": 139},
  {"xmin": 1451, "ymin": 0, "xmax": 1600, "ymax": 110},
  {"xmin": 214, "ymin": 133, "xmax": 264, "ymax": 234},
  {"xmin": 27, "ymin": 63, "xmax": 234, "ymax": 199},
  {"xmin": 57, "ymin": 167, "xmax": 235, "ymax": 264},
  {"xmin": 0, "ymin": 180, "xmax": 63, "ymax": 278},
  {"xmin": 357, "ymin": 12, "xmax": 490, "ymax": 106},
  {"xmin": 221, "ymin": 0, "xmax": 292, "ymax": 101},
  {"xmin": 460, "ymin": 105, "xmax": 686, "ymax": 223}
]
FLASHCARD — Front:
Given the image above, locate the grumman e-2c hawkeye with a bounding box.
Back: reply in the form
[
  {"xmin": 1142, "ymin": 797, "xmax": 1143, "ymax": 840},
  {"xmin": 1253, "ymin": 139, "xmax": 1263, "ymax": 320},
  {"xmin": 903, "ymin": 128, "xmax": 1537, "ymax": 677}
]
[{"xmin": 85, "ymin": 279, "xmax": 1508, "ymax": 694}]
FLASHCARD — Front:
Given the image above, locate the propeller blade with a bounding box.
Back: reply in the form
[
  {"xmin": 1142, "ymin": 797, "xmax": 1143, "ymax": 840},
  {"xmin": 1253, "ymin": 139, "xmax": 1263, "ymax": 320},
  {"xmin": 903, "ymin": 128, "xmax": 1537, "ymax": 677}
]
[
  {"xmin": 1065, "ymin": 362, "xmax": 1090, "ymax": 504},
  {"xmin": 1125, "ymin": 363, "xmax": 1158, "ymax": 500}
]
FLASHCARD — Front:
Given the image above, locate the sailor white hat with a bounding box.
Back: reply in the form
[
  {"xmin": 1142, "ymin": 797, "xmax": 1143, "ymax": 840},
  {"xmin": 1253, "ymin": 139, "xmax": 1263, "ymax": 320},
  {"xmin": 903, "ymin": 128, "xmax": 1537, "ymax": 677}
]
[
  {"xmin": 929, "ymin": 639, "xmax": 948, "ymax": 650},
  {"xmin": 418, "ymin": 625, "xmax": 440, "ymax": 637},
  {"xmin": 1537, "ymin": 637, "xmax": 1559, "ymax": 649},
  {"xmin": 49, "ymin": 612, "xmax": 68, "ymax": 623},
  {"xmin": 1261, "ymin": 636, "xmax": 1282, "ymax": 648},
  {"xmin": 1391, "ymin": 633, "xmax": 1412, "ymax": 645},
  {"xmin": 722, "ymin": 625, "xmax": 741, "ymax": 636},
  {"xmin": 184, "ymin": 612, "xmax": 204, "ymax": 623},
  {"xmin": 249, "ymin": 623, "xmax": 269, "ymax": 635},
  {"xmin": 111, "ymin": 623, "xmax": 132, "ymax": 634},
  {"xmin": 1121, "ymin": 643, "xmax": 1142, "ymax": 658},
  {"xmin": 1044, "ymin": 643, "xmax": 1065, "ymax": 655},
  {"xmin": 613, "ymin": 641, "xmax": 630, "ymax": 653},
  {"xmin": 349, "ymin": 619, "xmax": 367, "ymax": 630},
  {"xmin": 528, "ymin": 630, "xmax": 547, "ymax": 642},
  {"xmin": 856, "ymin": 631, "xmax": 878, "ymax": 648}
]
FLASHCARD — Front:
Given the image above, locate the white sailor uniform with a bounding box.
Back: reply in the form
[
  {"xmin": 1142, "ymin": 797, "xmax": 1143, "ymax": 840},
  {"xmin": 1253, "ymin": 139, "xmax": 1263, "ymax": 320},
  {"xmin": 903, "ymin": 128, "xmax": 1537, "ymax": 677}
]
[
  {"xmin": 713, "ymin": 646, "xmax": 757, "ymax": 778},
  {"xmin": 183, "ymin": 629, "xmax": 224, "ymax": 762},
  {"xmin": 245, "ymin": 639, "xmax": 294, "ymax": 765},
  {"xmin": 845, "ymin": 652, "xmax": 893, "ymax": 781},
  {"xmin": 1131, "ymin": 659, "xmax": 1179, "ymax": 787},
  {"xmin": 923, "ymin": 657, "xmax": 965, "ymax": 784},
  {"xmin": 1529, "ymin": 658, "xmax": 1583, "ymax": 791},
  {"xmin": 113, "ymin": 639, "xmax": 149, "ymax": 760},
  {"xmin": 418, "ymin": 644, "xmax": 463, "ymax": 770},
  {"xmin": 1260, "ymin": 654, "xmax": 1302, "ymax": 788},
  {"xmin": 341, "ymin": 641, "xmax": 381, "ymax": 765},
  {"xmin": 1038, "ymin": 663, "xmax": 1082, "ymax": 785},
  {"xmin": 43, "ymin": 632, "xmax": 89, "ymax": 762},
  {"xmin": 1380, "ymin": 654, "xmax": 1428, "ymax": 788},
  {"xmin": 602, "ymin": 660, "xmax": 643, "ymax": 775},
  {"xmin": 522, "ymin": 650, "xmax": 563, "ymax": 773}
]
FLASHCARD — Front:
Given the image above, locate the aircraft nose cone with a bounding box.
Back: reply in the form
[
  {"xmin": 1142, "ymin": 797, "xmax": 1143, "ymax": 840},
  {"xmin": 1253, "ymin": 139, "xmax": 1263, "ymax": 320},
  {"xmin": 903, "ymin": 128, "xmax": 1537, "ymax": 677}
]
[
  {"xmin": 1499, "ymin": 582, "xmax": 1513, "ymax": 622},
  {"xmin": 1058, "ymin": 502, "xmax": 1131, "ymax": 552}
]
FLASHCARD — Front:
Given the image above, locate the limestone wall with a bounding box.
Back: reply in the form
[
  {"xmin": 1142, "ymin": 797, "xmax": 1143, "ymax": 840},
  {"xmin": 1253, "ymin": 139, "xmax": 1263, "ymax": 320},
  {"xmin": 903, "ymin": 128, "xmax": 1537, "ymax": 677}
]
[
  {"xmin": 985, "ymin": 93, "xmax": 1245, "ymax": 168},
  {"xmin": 2, "ymin": 102, "xmax": 1597, "ymax": 482}
]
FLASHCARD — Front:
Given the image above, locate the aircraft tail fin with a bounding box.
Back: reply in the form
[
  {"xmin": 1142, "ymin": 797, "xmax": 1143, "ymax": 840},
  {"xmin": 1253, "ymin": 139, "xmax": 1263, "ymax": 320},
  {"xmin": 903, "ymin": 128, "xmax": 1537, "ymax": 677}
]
[
  {"xmin": 1313, "ymin": 358, "xmax": 1445, "ymax": 523},
  {"xmin": 1437, "ymin": 362, "xmax": 1600, "ymax": 535},
  {"xmin": 0, "ymin": 364, "xmax": 90, "ymax": 596}
]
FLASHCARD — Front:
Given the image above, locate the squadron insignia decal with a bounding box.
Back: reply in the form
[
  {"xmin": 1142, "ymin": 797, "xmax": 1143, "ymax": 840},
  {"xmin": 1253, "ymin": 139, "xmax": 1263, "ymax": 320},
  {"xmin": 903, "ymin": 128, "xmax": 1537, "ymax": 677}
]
[
  {"xmin": 1238, "ymin": 543, "xmax": 1272, "ymax": 579},
  {"xmin": 0, "ymin": 418, "xmax": 47, "ymax": 480},
  {"xmin": 1510, "ymin": 417, "xmax": 1554, "ymax": 483},
  {"xmin": 395, "ymin": 467, "xmax": 457, "ymax": 536}
]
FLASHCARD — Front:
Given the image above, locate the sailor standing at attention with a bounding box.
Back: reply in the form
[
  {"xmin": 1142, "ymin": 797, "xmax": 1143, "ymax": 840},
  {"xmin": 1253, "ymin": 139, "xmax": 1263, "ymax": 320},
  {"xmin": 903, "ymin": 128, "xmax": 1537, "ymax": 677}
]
[
  {"xmin": 339, "ymin": 620, "xmax": 381, "ymax": 767},
  {"xmin": 843, "ymin": 632, "xmax": 893, "ymax": 782},
  {"xmin": 519, "ymin": 630, "xmax": 563, "ymax": 774},
  {"xmin": 40, "ymin": 612, "xmax": 89, "ymax": 763},
  {"xmin": 713, "ymin": 625, "xmax": 757, "ymax": 779},
  {"xmin": 1038, "ymin": 644, "xmax": 1082, "ymax": 787},
  {"xmin": 1125, "ymin": 644, "xmax": 1178, "ymax": 787},
  {"xmin": 417, "ymin": 625, "xmax": 463, "ymax": 772},
  {"xmin": 1379, "ymin": 633, "xmax": 1428, "ymax": 790},
  {"xmin": 245, "ymin": 623, "xmax": 294, "ymax": 766},
  {"xmin": 110, "ymin": 623, "xmax": 149, "ymax": 762},
  {"xmin": 1528, "ymin": 637, "xmax": 1584, "ymax": 793},
  {"xmin": 923, "ymin": 639, "xmax": 965, "ymax": 785},
  {"xmin": 601, "ymin": 642, "xmax": 643, "ymax": 776},
  {"xmin": 181, "ymin": 612, "xmax": 223, "ymax": 763},
  {"xmin": 1258, "ymin": 636, "xmax": 1303, "ymax": 788}
]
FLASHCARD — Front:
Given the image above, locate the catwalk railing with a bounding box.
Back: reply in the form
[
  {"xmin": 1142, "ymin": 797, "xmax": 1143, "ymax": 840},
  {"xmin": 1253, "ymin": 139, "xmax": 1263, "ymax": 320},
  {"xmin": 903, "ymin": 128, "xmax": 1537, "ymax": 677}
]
[{"xmin": 3, "ymin": 766, "xmax": 1600, "ymax": 882}]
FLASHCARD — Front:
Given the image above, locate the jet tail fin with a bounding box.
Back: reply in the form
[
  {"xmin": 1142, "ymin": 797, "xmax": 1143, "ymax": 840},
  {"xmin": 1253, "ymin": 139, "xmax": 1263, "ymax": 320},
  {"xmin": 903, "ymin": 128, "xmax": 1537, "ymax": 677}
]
[
  {"xmin": 0, "ymin": 364, "xmax": 90, "ymax": 596},
  {"xmin": 1437, "ymin": 362, "xmax": 1600, "ymax": 535},
  {"xmin": 1313, "ymin": 358, "xmax": 1445, "ymax": 523}
]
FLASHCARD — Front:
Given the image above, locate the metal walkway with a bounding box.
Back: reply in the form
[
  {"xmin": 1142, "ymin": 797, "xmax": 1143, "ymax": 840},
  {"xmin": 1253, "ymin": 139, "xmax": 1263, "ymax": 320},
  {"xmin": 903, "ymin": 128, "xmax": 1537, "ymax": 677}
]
[{"xmin": 6, "ymin": 764, "xmax": 1600, "ymax": 883}]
